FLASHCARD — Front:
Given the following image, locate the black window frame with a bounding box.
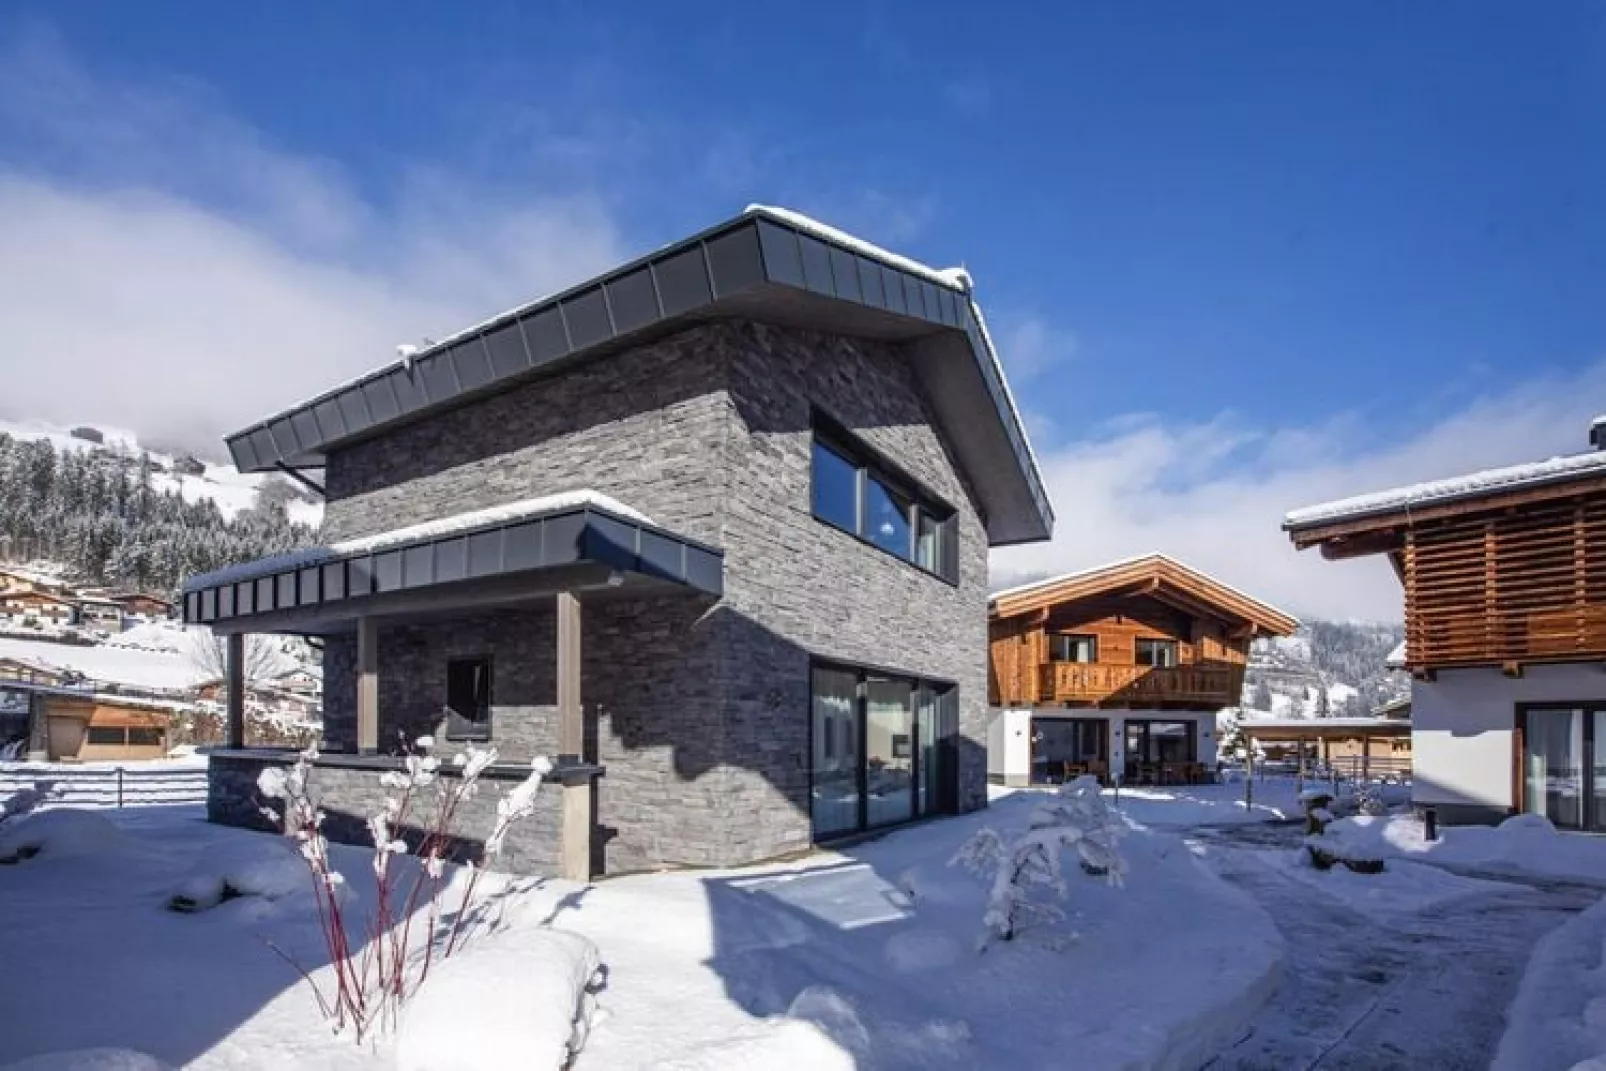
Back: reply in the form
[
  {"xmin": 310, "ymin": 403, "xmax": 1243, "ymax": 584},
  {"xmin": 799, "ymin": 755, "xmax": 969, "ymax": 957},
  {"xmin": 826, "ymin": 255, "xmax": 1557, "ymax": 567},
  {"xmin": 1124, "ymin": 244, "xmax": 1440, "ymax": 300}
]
[
  {"xmin": 809, "ymin": 412, "xmax": 959, "ymax": 585},
  {"xmin": 85, "ymin": 726, "xmax": 126, "ymax": 746},
  {"xmin": 444, "ymin": 656, "xmax": 493, "ymax": 742},
  {"xmin": 1135, "ymin": 638, "xmax": 1179, "ymax": 668},
  {"xmin": 1050, "ymin": 633, "xmax": 1099, "ymax": 663},
  {"xmin": 808, "ymin": 657, "xmax": 960, "ymax": 840}
]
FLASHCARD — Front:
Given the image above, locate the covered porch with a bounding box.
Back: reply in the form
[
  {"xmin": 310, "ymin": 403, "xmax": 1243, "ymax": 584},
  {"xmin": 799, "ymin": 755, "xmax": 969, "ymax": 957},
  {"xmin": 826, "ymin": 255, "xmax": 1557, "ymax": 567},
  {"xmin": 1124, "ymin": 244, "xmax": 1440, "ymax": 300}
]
[
  {"xmin": 183, "ymin": 493, "xmax": 724, "ymax": 881},
  {"xmin": 1240, "ymin": 717, "xmax": 1413, "ymax": 784}
]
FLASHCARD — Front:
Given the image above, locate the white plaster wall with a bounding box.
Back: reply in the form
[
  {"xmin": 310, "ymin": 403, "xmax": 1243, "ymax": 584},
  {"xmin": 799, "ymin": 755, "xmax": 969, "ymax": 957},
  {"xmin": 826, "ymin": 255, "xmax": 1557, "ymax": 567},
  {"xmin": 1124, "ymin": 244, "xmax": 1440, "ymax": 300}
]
[{"xmin": 1413, "ymin": 662, "xmax": 1606, "ymax": 810}]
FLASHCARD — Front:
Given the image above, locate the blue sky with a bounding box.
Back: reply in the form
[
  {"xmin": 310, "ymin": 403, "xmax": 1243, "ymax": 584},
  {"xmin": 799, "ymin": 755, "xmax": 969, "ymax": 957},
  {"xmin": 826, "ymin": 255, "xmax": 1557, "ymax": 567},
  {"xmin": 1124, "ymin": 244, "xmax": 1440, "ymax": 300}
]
[{"xmin": 0, "ymin": 3, "xmax": 1602, "ymax": 618}]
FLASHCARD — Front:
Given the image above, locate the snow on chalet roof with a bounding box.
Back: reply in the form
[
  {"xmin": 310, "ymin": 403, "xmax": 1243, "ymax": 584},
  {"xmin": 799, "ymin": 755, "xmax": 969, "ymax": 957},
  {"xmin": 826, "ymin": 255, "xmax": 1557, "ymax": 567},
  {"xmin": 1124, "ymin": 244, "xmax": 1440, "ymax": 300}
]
[
  {"xmin": 1384, "ymin": 640, "xmax": 1407, "ymax": 669},
  {"xmin": 182, "ymin": 490, "xmax": 654, "ymax": 592},
  {"xmin": 1284, "ymin": 449, "xmax": 1606, "ymax": 530},
  {"xmin": 989, "ymin": 552, "xmax": 1298, "ymax": 626}
]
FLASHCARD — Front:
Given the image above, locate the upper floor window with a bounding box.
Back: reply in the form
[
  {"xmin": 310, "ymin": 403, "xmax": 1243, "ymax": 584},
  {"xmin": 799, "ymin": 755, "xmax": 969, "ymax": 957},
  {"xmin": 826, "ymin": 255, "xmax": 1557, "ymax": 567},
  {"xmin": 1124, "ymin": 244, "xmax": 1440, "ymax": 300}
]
[
  {"xmin": 810, "ymin": 415, "xmax": 958, "ymax": 584},
  {"xmin": 1050, "ymin": 633, "xmax": 1098, "ymax": 663},
  {"xmin": 1135, "ymin": 639, "xmax": 1179, "ymax": 668}
]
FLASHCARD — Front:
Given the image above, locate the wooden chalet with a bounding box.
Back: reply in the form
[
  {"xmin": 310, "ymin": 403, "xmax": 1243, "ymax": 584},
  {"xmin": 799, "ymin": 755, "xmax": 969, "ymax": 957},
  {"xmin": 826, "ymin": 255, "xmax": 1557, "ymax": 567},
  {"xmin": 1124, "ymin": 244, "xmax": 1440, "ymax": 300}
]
[
  {"xmin": 1286, "ymin": 424, "xmax": 1606, "ymax": 829},
  {"xmin": 987, "ymin": 554, "xmax": 1297, "ymax": 787}
]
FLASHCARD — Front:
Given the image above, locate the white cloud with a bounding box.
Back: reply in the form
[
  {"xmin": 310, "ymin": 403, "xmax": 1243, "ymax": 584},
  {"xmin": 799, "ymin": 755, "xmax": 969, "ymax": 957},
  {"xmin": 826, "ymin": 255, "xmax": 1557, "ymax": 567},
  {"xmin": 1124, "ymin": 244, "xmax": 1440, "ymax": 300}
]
[
  {"xmin": 0, "ymin": 29, "xmax": 627, "ymax": 459},
  {"xmin": 996, "ymin": 314, "xmax": 1078, "ymax": 384},
  {"xmin": 992, "ymin": 363, "xmax": 1606, "ymax": 622}
]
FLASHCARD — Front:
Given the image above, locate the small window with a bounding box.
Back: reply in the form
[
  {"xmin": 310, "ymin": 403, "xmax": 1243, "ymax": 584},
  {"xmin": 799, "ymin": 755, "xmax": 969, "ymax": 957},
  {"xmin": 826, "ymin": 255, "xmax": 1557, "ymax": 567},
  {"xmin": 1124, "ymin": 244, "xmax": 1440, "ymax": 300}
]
[
  {"xmin": 1050, "ymin": 634, "xmax": 1098, "ymax": 663},
  {"xmin": 864, "ymin": 475, "xmax": 912, "ymax": 559},
  {"xmin": 1136, "ymin": 639, "xmax": 1179, "ymax": 668},
  {"xmin": 128, "ymin": 727, "xmax": 165, "ymax": 747},
  {"xmin": 811, "ymin": 440, "xmax": 860, "ymax": 532},
  {"xmin": 86, "ymin": 727, "xmax": 125, "ymax": 746},
  {"xmin": 915, "ymin": 511, "xmax": 940, "ymax": 571},
  {"xmin": 445, "ymin": 657, "xmax": 492, "ymax": 741}
]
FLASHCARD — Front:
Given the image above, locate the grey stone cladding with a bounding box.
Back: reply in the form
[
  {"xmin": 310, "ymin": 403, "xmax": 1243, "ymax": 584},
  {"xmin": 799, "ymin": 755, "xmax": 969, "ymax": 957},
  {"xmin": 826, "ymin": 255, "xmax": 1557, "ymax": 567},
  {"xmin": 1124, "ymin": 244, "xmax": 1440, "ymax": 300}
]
[
  {"xmin": 309, "ymin": 318, "xmax": 990, "ymax": 873},
  {"xmin": 209, "ymin": 753, "xmax": 562, "ymax": 875}
]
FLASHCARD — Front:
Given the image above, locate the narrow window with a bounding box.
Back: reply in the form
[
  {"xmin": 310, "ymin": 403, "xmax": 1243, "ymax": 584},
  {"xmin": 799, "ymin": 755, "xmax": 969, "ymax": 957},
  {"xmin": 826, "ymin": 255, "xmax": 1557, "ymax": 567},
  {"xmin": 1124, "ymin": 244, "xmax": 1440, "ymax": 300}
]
[
  {"xmin": 445, "ymin": 657, "xmax": 492, "ymax": 741},
  {"xmin": 86, "ymin": 727, "xmax": 126, "ymax": 746},
  {"xmin": 864, "ymin": 475, "xmax": 912, "ymax": 559},
  {"xmin": 811, "ymin": 440, "xmax": 860, "ymax": 533},
  {"xmin": 915, "ymin": 511, "xmax": 941, "ymax": 571},
  {"xmin": 1136, "ymin": 639, "xmax": 1179, "ymax": 668},
  {"xmin": 1051, "ymin": 634, "xmax": 1098, "ymax": 663}
]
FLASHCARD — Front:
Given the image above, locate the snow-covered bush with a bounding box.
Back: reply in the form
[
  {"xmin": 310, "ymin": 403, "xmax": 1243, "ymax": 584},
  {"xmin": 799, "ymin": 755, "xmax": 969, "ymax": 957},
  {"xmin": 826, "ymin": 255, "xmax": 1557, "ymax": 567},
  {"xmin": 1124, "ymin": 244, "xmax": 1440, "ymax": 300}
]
[
  {"xmin": 951, "ymin": 776, "xmax": 1127, "ymax": 946},
  {"xmin": 1305, "ymin": 809, "xmax": 1386, "ymax": 874},
  {"xmin": 1353, "ymin": 782, "xmax": 1387, "ymax": 817},
  {"xmin": 167, "ymin": 835, "xmax": 310, "ymax": 913},
  {"xmin": 251, "ymin": 740, "xmax": 556, "ymax": 1043},
  {"xmin": 0, "ymin": 808, "xmax": 126, "ymax": 863}
]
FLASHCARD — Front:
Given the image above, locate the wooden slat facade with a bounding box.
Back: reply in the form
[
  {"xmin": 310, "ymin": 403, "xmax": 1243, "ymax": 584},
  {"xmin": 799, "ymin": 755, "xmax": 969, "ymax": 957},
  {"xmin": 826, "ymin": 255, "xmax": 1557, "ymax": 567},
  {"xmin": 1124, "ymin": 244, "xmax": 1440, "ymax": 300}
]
[{"xmin": 1405, "ymin": 493, "xmax": 1606, "ymax": 670}]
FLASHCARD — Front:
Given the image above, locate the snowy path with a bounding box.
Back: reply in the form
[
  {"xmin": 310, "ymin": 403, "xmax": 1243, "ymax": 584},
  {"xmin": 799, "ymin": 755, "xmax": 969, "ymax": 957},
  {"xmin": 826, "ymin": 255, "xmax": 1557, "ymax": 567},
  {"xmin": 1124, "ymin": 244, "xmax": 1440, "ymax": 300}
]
[{"xmin": 1191, "ymin": 822, "xmax": 1597, "ymax": 1071}]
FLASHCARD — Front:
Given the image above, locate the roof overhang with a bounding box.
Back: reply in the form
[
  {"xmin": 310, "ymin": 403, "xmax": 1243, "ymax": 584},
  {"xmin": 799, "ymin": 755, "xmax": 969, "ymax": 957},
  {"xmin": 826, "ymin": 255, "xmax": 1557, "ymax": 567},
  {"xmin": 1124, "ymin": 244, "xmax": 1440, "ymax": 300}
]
[
  {"xmin": 181, "ymin": 502, "xmax": 723, "ymax": 636},
  {"xmin": 223, "ymin": 207, "xmax": 1053, "ymax": 546},
  {"xmin": 1239, "ymin": 718, "xmax": 1411, "ymax": 740},
  {"xmin": 989, "ymin": 554, "xmax": 1299, "ymax": 636}
]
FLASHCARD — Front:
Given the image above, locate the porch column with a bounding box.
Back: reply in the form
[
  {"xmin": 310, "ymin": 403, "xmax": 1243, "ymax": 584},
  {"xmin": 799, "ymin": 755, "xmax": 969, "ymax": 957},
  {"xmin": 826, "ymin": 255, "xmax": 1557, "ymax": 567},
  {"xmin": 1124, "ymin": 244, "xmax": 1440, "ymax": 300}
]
[
  {"xmin": 1361, "ymin": 736, "xmax": 1371, "ymax": 782},
  {"xmin": 357, "ymin": 617, "xmax": 378, "ymax": 754},
  {"xmin": 556, "ymin": 591, "xmax": 592, "ymax": 882},
  {"xmin": 225, "ymin": 632, "xmax": 245, "ymax": 748}
]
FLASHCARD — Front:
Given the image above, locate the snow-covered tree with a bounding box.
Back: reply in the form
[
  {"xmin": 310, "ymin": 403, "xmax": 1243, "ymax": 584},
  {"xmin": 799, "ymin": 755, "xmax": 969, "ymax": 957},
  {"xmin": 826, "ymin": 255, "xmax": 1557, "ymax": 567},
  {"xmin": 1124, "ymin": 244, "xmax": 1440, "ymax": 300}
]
[
  {"xmin": 185, "ymin": 629, "xmax": 289, "ymax": 682},
  {"xmin": 952, "ymin": 776, "xmax": 1127, "ymax": 946}
]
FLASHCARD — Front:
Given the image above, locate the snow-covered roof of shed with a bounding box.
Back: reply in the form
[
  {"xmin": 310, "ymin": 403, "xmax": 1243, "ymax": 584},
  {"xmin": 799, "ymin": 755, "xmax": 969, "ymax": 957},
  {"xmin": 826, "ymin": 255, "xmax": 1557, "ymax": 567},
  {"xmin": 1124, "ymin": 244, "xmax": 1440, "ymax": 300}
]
[
  {"xmin": 1384, "ymin": 640, "xmax": 1407, "ymax": 669},
  {"xmin": 1238, "ymin": 716, "xmax": 1411, "ymax": 733},
  {"xmin": 182, "ymin": 490, "xmax": 652, "ymax": 593},
  {"xmin": 1284, "ymin": 449, "xmax": 1606, "ymax": 530}
]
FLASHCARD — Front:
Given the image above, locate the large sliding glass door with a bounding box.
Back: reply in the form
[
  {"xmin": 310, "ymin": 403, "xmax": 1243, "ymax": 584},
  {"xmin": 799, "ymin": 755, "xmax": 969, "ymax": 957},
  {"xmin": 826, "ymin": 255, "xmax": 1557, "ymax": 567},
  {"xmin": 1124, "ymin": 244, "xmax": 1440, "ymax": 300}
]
[
  {"xmin": 1520, "ymin": 705, "xmax": 1604, "ymax": 832},
  {"xmin": 810, "ymin": 664, "xmax": 956, "ymax": 839}
]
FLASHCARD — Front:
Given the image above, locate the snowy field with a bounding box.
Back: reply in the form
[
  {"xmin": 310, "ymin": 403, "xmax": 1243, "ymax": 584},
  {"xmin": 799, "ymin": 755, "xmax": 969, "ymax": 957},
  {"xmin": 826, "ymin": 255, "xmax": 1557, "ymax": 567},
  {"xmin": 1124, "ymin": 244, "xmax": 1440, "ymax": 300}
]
[{"xmin": 0, "ymin": 793, "xmax": 1281, "ymax": 1071}]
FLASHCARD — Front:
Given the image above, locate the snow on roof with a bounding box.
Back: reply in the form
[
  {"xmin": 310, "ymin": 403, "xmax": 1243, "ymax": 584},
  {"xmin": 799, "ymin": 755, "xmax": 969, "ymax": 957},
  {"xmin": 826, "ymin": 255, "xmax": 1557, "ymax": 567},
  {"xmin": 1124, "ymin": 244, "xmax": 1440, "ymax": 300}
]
[
  {"xmin": 1384, "ymin": 640, "xmax": 1407, "ymax": 669},
  {"xmin": 1285, "ymin": 450, "xmax": 1606, "ymax": 529},
  {"xmin": 745, "ymin": 206, "xmax": 1046, "ymax": 496},
  {"xmin": 989, "ymin": 552, "xmax": 1298, "ymax": 624},
  {"xmin": 0, "ymin": 636, "xmax": 199, "ymax": 692},
  {"xmin": 330, "ymin": 489, "xmax": 653, "ymax": 557},
  {"xmin": 744, "ymin": 204, "xmax": 971, "ymax": 291},
  {"xmin": 183, "ymin": 490, "xmax": 654, "ymax": 592}
]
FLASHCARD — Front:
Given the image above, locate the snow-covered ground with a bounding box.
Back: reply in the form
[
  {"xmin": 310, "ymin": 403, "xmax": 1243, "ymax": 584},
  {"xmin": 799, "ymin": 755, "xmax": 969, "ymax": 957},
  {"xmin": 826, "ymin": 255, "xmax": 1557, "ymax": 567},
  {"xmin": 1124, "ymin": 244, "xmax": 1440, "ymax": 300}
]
[
  {"xmin": 0, "ymin": 793, "xmax": 1282, "ymax": 1070},
  {"xmin": 1190, "ymin": 814, "xmax": 1606, "ymax": 1069}
]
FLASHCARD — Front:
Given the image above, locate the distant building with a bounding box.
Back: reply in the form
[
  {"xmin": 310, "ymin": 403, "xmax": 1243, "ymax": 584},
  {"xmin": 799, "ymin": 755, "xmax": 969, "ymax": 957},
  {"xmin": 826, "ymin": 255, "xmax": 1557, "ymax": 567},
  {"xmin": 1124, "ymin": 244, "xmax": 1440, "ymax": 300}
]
[
  {"xmin": 0, "ymin": 566, "xmax": 70, "ymax": 595},
  {"xmin": 0, "ymin": 589, "xmax": 76, "ymax": 629},
  {"xmin": 73, "ymin": 596, "xmax": 125, "ymax": 633},
  {"xmin": 107, "ymin": 592, "xmax": 175, "ymax": 620},
  {"xmin": 0, "ymin": 681, "xmax": 173, "ymax": 761}
]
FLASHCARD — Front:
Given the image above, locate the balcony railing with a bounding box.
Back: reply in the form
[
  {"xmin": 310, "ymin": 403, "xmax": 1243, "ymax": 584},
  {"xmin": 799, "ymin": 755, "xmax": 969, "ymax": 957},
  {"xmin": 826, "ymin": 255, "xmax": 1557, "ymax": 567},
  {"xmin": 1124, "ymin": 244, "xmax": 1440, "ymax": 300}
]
[{"xmin": 1038, "ymin": 662, "xmax": 1234, "ymax": 705}]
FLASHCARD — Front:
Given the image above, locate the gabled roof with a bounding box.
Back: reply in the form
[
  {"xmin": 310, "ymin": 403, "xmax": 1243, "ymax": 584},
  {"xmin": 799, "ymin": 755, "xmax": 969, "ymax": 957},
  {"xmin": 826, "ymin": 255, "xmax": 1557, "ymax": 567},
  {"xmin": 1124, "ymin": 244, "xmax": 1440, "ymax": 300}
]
[
  {"xmin": 1284, "ymin": 449, "xmax": 1606, "ymax": 537},
  {"xmin": 989, "ymin": 553, "xmax": 1299, "ymax": 636},
  {"xmin": 222, "ymin": 205, "xmax": 1053, "ymax": 546}
]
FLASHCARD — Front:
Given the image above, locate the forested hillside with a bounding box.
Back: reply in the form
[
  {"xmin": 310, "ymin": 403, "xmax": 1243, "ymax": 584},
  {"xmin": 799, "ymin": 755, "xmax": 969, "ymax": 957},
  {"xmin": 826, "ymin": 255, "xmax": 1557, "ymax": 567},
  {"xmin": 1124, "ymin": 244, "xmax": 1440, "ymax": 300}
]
[{"xmin": 0, "ymin": 431, "xmax": 318, "ymax": 595}]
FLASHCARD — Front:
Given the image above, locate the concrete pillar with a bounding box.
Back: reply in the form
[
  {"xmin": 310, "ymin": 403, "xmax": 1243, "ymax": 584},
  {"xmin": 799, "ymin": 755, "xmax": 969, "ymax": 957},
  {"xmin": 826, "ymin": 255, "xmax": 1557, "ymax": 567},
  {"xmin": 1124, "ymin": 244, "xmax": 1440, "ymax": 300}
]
[
  {"xmin": 1361, "ymin": 737, "xmax": 1371, "ymax": 783},
  {"xmin": 225, "ymin": 632, "xmax": 245, "ymax": 748},
  {"xmin": 555, "ymin": 591, "xmax": 591, "ymax": 882},
  {"xmin": 357, "ymin": 617, "xmax": 378, "ymax": 754}
]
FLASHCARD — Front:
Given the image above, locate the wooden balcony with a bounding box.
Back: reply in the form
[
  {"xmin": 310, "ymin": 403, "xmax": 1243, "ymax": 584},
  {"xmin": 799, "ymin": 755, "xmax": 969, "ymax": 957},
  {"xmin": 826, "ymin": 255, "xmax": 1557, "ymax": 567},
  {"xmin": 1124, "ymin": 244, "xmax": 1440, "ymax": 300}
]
[{"xmin": 1038, "ymin": 663, "xmax": 1235, "ymax": 707}]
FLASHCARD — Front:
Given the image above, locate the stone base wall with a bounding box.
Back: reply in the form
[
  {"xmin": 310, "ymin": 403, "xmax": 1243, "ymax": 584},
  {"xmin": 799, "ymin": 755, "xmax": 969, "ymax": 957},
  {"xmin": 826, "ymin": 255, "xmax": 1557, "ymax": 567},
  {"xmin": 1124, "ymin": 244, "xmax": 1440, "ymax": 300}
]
[{"xmin": 209, "ymin": 753, "xmax": 563, "ymax": 876}]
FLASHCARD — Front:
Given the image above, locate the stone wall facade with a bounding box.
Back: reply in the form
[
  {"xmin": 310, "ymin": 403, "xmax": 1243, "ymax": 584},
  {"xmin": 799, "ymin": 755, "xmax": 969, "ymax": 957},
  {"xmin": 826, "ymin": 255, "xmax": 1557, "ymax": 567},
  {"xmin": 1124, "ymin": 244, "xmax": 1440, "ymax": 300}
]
[{"xmin": 301, "ymin": 318, "xmax": 993, "ymax": 873}]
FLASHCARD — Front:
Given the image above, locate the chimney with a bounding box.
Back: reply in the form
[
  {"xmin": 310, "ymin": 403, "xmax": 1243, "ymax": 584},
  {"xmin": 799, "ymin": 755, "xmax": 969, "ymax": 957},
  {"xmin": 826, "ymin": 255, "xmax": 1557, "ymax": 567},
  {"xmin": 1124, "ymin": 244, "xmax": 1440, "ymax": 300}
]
[{"xmin": 1593, "ymin": 416, "xmax": 1606, "ymax": 452}]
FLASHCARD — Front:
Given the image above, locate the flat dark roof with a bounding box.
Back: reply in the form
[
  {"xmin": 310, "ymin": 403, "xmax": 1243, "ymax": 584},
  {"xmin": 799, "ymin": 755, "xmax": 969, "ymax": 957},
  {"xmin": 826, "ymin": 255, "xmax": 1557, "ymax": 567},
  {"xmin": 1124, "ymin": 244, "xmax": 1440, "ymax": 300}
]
[
  {"xmin": 181, "ymin": 501, "xmax": 723, "ymax": 634},
  {"xmin": 225, "ymin": 207, "xmax": 1053, "ymax": 546}
]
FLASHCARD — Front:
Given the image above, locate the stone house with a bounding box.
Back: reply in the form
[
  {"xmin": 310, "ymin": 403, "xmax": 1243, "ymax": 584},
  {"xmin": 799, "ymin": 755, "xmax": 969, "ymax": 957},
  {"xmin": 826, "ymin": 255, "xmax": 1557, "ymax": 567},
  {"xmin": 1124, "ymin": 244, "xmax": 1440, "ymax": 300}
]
[{"xmin": 182, "ymin": 206, "xmax": 1053, "ymax": 879}]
